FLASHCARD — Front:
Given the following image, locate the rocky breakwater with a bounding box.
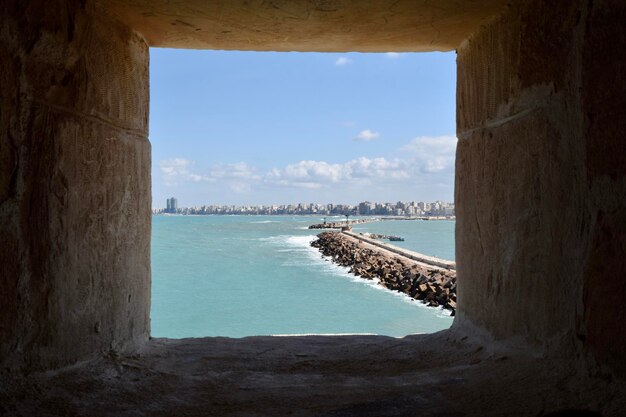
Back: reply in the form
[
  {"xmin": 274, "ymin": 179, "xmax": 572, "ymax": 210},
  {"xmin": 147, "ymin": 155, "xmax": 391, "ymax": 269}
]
[
  {"xmin": 366, "ymin": 233, "xmax": 404, "ymax": 242},
  {"xmin": 309, "ymin": 219, "xmax": 378, "ymax": 229},
  {"xmin": 311, "ymin": 232, "xmax": 457, "ymax": 314}
]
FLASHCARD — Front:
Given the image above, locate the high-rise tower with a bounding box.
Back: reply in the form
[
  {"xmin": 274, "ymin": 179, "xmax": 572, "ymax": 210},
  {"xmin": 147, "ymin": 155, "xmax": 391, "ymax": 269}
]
[{"xmin": 166, "ymin": 197, "xmax": 178, "ymax": 213}]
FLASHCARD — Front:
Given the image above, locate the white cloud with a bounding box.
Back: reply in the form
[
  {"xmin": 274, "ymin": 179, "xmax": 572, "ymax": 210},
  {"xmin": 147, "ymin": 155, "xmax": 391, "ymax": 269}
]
[
  {"xmin": 159, "ymin": 158, "xmax": 190, "ymax": 177},
  {"xmin": 159, "ymin": 159, "xmax": 260, "ymax": 192},
  {"xmin": 159, "ymin": 158, "xmax": 212, "ymax": 185},
  {"xmin": 230, "ymin": 182, "xmax": 252, "ymax": 193},
  {"xmin": 207, "ymin": 162, "xmax": 260, "ymax": 181},
  {"xmin": 401, "ymin": 135, "xmax": 458, "ymax": 173},
  {"xmin": 158, "ymin": 135, "xmax": 457, "ymax": 196},
  {"xmin": 266, "ymin": 161, "xmax": 345, "ymax": 188},
  {"xmin": 205, "ymin": 162, "xmax": 260, "ymax": 193},
  {"xmin": 353, "ymin": 129, "xmax": 380, "ymax": 142},
  {"xmin": 264, "ymin": 157, "xmax": 410, "ymax": 189},
  {"xmin": 402, "ymin": 135, "xmax": 457, "ymax": 156},
  {"xmin": 335, "ymin": 56, "xmax": 351, "ymax": 66},
  {"xmin": 348, "ymin": 157, "xmax": 410, "ymax": 180},
  {"xmin": 386, "ymin": 52, "xmax": 402, "ymax": 59}
]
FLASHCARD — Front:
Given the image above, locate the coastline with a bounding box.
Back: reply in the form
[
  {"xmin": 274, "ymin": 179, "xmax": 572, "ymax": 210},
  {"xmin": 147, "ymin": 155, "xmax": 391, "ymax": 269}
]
[
  {"xmin": 154, "ymin": 213, "xmax": 454, "ymax": 219},
  {"xmin": 311, "ymin": 231, "xmax": 457, "ymax": 314}
]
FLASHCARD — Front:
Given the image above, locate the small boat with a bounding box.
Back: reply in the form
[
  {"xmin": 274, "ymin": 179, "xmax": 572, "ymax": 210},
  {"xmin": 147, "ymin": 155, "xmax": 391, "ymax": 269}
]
[{"xmin": 389, "ymin": 236, "xmax": 405, "ymax": 242}]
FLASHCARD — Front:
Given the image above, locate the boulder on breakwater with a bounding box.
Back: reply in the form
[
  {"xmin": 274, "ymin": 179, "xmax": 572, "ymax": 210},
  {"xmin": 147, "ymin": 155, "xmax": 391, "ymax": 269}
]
[
  {"xmin": 365, "ymin": 233, "xmax": 404, "ymax": 242},
  {"xmin": 311, "ymin": 232, "xmax": 457, "ymax": 314},
  {"xmin": 308, "ymin": 219, "xmax": 376, "ymax": 229}
]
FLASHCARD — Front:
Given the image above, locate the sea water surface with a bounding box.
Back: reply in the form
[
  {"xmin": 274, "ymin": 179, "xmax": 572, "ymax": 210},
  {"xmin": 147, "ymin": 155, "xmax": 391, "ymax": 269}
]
[
  {"xmin": 351, "ymin": 219, "xmax": 455, "ymax": 260},
  {"xmin": 151, "ymin": 215, "xmax": 455, "ymax": 338}
]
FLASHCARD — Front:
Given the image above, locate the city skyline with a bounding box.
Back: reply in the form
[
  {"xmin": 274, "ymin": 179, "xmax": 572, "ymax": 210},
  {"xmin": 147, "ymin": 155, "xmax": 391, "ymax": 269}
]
[
  {"xmin": 154, "ymin": 198, "xmax": 455, "ymax": 217},
  {"xmin": 150, "ymin": 50, "xmax": 456, "ymax": 207}
]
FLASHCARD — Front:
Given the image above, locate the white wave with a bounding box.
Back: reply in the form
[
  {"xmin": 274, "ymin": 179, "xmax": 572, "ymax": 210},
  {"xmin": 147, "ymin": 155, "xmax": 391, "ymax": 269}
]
[
  {"xmin": 259, "ymin": 233, "xmax": 454, "ymax": 319},
  {"xmin": 252, "ymin": 220, "xmax": 278, "ymax": 224},
  {"xmin": 305, "ymin": 245, "xmax": 454, "ymax": 318},
  {"xmin": 285, "ymin": 235, "xmax": 316, "ymax": 246},
  {"xmin": 257, "ymin": 234, "xmax": 315, "ymax": 246},
  {"xmin": 256, "ymin": 235, "xmax": 286, "ymax": 243}
]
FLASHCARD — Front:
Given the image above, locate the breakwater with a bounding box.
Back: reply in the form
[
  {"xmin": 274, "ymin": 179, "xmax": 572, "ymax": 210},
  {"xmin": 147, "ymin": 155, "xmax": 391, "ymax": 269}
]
[
  {"xmin": 311, "ymin": 232, "xmax": 457, "ymax": 314},
  {"xmin": 308, "ymin": 218, "xmax": 379, "ymax": 229},
  {"xmin": 379, "ymin": 216, "xmax": 456, "ymax": 221},
  {"xmin": 366, "ymin": 233, "xmax": 404, "ymax": 242},
  {"xmin": 308, "ymin": 216, "xmax": 456, "ymax": 230},
  {"xmin": 343, "ymin": 231, "xmax": 456, "ymax": 270}
]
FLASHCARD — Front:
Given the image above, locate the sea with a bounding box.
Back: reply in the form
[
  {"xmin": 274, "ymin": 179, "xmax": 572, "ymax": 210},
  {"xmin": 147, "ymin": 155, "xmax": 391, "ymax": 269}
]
[{"xmin": 151, "ymin": 215, "xmax": 455, "ymax": 338}]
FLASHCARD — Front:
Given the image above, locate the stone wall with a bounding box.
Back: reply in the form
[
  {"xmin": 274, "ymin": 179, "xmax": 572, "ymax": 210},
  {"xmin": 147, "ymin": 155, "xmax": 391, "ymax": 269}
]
[
  {"xmin": 0, "ymin": 0, "xmax": 151, "ymax": 370},
  {"xmin": 580, "ymin": 0, "xmax": 626, "ymax": 378},
  {"xmin": 1, "ymin": 0, "xmax": 623, "ymax": 382},
  {"xmin": 103, "ymin": 0, "xmax": 509, "ymax": 52},
  {"xmin": 455, "ymin": 0, "xmax": 626, "ymax": 377}
]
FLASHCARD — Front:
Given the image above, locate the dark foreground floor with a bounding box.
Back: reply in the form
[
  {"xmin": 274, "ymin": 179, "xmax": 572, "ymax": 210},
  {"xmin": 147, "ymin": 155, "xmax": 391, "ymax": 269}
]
[{"xmin": 1, "ymin": 330, "xmax": 624, "ymax": 417}]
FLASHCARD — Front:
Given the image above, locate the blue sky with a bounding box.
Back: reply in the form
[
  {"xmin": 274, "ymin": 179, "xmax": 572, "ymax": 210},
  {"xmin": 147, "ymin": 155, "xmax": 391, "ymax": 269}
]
[{"xmin": 150, "ymin": 50, "xmax": 457, "ymax": 208}]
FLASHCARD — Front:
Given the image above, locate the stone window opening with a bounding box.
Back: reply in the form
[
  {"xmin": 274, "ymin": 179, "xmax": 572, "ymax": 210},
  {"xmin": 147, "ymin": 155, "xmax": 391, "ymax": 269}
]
[{"xmin": 148, "ymin": 49, "xmax": 457, "ymax": 339}]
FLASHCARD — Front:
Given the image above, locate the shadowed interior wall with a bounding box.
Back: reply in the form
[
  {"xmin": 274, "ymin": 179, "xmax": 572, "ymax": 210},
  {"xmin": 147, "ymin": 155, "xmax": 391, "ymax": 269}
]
[
  {"xmin": 580, "ymin": 0, "xmax": 626, "ymax": 378},
  {"xmin": 0, "ymin": 0, "xmax": 151, "ymax": 370},
  {"xmin": 455, "ymin": 0, "xmax": 626, "ymax": 376},
  {"xmin": 102, "ymin": 0, "xmax": 509, "ymax": 52},
  {"xmin": 1, "ymin": 0, "xmax": 623, "ymax": 380}
]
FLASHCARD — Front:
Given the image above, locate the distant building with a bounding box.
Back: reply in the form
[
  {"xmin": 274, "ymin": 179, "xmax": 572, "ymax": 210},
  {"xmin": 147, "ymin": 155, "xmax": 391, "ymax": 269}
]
[
  {"xmin": 153, "ymin": 199, "xmax": 454, "ymax": 216},
  {"xmin": 166, "ymin": 197, "xmax": 178, "ymax": 213},
  {"xmin": 358, "ymin": 201, "xmax": 373, "ymax": 215}
]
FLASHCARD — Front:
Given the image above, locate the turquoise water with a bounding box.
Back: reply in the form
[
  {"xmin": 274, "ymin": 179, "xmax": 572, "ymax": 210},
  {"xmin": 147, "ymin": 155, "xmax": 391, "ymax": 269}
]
[
  {"xmin": 351, "ymin": 219, "xmax": 456, "ymax": 260},
  {"xmin": 151, "ymin": 215, "xmax": 455, "ymax": 338}
]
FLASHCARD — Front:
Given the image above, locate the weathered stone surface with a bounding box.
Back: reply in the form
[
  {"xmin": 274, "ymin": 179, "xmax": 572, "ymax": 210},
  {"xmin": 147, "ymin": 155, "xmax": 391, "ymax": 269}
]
[
  {"xmin": 1, "ymin": 0, "xmax": 625, "ymax": 413},
  {"xmin": 583, "ymin": 0, "xmax": 626, "ymax": 181},
  {"xmin": 581, "ymin": 0, "xmax": 626, "ymax": 379},
  {"xmin": 456, "ymin": 113, "xmax": 580, "ymax": 343},
  {"xmin": 584, "ymin": 210, "xmax": 626, "ymax": 378},
  {"xmin": 2, "ymin": 334, "xmax": 625, "ymax": 417},
  {"xmin": 102, "ymin": 0, "xmax": 509, "ymax": 52},
  {"xmin": 0, "ymin": 0, "xmax": 150, "ymax": 370},
  {"xmin": 458, "ymin": 0, "xmax": 572, "ymax": 343},
  {"xmin": 456, "ymin": 0, "xmax": 626, "ymax": 378}
]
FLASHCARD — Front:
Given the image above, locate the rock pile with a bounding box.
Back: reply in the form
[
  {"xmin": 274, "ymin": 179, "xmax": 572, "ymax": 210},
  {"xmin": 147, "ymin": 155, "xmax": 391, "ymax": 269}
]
[
  {"xmin": 308, "ymin": 219, "xmax": 375, "ymax": 229},
  {"xmin": 311, "ymin": 232, "xmax": 457, "ymax": 314},
  {"xmin": 366, "ymin": 233, "xmax": 404, "ymax": 241}
]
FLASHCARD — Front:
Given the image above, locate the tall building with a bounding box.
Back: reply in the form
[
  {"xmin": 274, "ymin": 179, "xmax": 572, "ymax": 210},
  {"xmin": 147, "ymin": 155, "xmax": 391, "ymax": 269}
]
[{"xmin": 166, "ymin": 197, "xmax": 178, "ymax": 213}]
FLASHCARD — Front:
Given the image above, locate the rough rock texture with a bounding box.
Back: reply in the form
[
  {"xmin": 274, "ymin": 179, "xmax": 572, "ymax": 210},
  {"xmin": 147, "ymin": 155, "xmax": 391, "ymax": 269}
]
[
  {"xmin": 1, "ymin": 0, "xmax": 626, "ymax": 414},
  {"xmin": 102, "ymin": 0, "xmax": 509, "ymax": 52},
  {"xmin": 1, "ymin": 334, "xmax": 625, "ymax": 417},
  {"xmin": 312, "ymin": 232, "xmax": 457, "ymax": 312},
  {"xmin": 0, "ymin": 0, "xmax": 151, "ymax": 370},
  {"xmin": 308, "ymin": 218, "xmax": 376, "ymax": 229},
  {"xmin": 580, "ymin": 0, "xmax": 626, "ymax": 379},
  {"xmin": 455, "ymin": 0, "xmax": 626, "ymax": 377}
]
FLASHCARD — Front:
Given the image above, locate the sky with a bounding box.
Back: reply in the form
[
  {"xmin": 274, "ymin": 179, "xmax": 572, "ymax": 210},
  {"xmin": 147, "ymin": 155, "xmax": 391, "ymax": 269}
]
[{"xmin": 150, "ymin": 50, "xmax": 457, "ymax": 208}]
